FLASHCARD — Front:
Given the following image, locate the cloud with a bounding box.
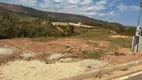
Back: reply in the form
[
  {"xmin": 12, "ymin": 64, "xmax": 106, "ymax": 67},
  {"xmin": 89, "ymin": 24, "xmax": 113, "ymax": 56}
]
[
  {"xmin": 96, "ymin": 0, "xmax": 107, "ymax": 5},
  {"xmin": 38, "ymin": 0, "xmax": 114, "ymax": 17},
  {"xmin": 0, "ymin": 0, "xmax": 126, "ymax": 18},
  {"xmin": 81, "ymin": 0, "xmax": 93, "ymax": 5},
  {"xmin": 108, "ymin": 0, "xmax": 121, "ymax": 7},
  {"xmin": 117, "ymin": 4, "xmax": 139, "ymax": 11},
  {"xmin": 98, "ymin": 11, "xmax": 115, "ymax": 16}
]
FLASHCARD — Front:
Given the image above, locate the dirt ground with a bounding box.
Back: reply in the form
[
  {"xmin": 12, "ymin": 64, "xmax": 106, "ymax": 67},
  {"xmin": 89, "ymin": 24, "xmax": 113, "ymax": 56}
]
[
  {"xmin": 0, "ymin": 38, "xmax": 142, "ymax": 80},
  {"xmin": 0, "ymin": 38, "xmax": 141, "ymax": 65},
  {"xmin": 110, "ymin": 35, "xmax": 130, "ymax": 39}
]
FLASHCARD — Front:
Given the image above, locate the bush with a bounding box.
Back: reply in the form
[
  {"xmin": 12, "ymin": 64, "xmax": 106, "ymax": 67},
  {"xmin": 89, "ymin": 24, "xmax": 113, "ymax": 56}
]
[
  {"xmin": 81, "ymin": 50, "xmax": 105, "ymax": 59},
  {"xmin": 0, "ymin": 13, "xmax": 75, "ymax": 39}
]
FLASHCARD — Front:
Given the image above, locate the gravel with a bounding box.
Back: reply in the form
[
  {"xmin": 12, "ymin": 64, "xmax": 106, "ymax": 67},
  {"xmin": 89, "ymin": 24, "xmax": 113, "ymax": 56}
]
[{"xmin": 1, "ymin": 59, "xmax": 109, "ymax": 80}]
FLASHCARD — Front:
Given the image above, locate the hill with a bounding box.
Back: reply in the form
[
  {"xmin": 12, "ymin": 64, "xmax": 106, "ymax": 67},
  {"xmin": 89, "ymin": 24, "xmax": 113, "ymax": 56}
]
[
  {"xmin": 0, "ymin": 2, "xmax": 136, "ymax": 39},
  {"xmin": 0, "ymin": 2, "xmax": 123, "ymax": 25},
  {"xmin": 0, "ymin": 2, "xmax": 97, "ymax": 22}
]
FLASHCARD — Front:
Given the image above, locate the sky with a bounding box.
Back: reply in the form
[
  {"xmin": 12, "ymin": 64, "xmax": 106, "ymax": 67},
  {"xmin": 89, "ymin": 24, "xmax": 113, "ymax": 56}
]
[{"xmin": 0, "ymin": 0, "xmax": 141, "ymax": 26}]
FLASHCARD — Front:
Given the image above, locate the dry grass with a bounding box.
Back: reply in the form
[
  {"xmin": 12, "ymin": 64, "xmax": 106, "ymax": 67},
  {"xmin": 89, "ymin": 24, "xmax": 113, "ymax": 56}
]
[
  {"xmin": 81, "ymin": 50, "xmax": 106, "ymax": 59},
  {"xmin": 30, "ymin": 37, "xmax": 59, "ymax": 42}
]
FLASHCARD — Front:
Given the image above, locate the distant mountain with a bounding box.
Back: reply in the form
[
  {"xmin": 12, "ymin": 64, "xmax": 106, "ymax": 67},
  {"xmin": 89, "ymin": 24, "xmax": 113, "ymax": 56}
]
[
  {"xmin": 0, "ymin": 2, "xmax": 100, "ymax": 23},
  {"xmin": 0, "ymin": 2, "xmax": 132, "ymax": 35}
]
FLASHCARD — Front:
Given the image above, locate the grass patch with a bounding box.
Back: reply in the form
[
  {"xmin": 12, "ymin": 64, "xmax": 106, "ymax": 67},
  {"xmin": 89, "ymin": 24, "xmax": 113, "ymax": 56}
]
[
  {"xmin": 71, "ymin": 27, "xmax": 132, "ymax": 55},
  {"xmin": 73, "ymin": 27, "xmax": 131, "ymax": 47},
  {"xmin": 107, "ymin": 38, "xmax": 132, "ymax": 48},
  {"xmin": 72, "ymin": 27, "xmax": 110, "ymax": 40},
  {"xmin": 81, "ymin": 50, "xmax": 105, "ymax": 59},
  {"xmin": 86, "ymin": 41, "xmax": 99, "ymax": 47}
]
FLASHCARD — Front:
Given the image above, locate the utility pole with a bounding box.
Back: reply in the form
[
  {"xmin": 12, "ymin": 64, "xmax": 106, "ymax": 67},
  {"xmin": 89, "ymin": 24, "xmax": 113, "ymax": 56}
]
[{"xmin": 131, "ymin": 0, "xmax": 142, "ymax": 53}]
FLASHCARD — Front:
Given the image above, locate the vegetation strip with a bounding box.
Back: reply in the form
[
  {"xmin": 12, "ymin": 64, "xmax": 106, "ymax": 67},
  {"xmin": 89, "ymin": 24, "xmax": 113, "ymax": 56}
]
[{"xmin": 60, "ymin": 60, "xmax": 142, "ymax": 80}]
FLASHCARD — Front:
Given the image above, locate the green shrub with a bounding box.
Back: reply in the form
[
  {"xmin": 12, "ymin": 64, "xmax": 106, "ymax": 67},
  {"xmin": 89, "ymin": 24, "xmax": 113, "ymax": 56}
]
[{"xmin": 0, "ymin": 13, "xmax": 75, "ymax": 39}]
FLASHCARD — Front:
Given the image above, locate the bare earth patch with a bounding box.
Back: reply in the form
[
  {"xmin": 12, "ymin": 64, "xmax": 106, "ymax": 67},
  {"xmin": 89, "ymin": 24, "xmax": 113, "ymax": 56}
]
[
  {"xmin": 1, "ymin": 59, "xmax": 108, "ymax": 80},
  {"xmin": 0, "ymin": 38, "xmax": 142, "ymax": 80},
  {"xmin": 0, "ymin": 38, "xmax": 110, "ymax": 55},
  {"xmin": 100, "ymin": 53, "xmax": 142, "ymax": 65},
  {"xmin": 0, "ymin": 39, "xmax": 141, "ymax": 65},
  {"xmin": 116, "ymin": 48, "xmax": 131, "ymax": 55},
  {"xmin": 110, "ymin": 35, "xmax": 129, "ymax": 39}
]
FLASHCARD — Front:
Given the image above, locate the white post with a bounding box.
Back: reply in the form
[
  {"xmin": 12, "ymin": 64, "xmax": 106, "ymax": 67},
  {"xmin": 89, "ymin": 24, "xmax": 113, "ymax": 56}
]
[{"xmin": 131, "ymin": 0, "xmax": 142, "ymax": 53}]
